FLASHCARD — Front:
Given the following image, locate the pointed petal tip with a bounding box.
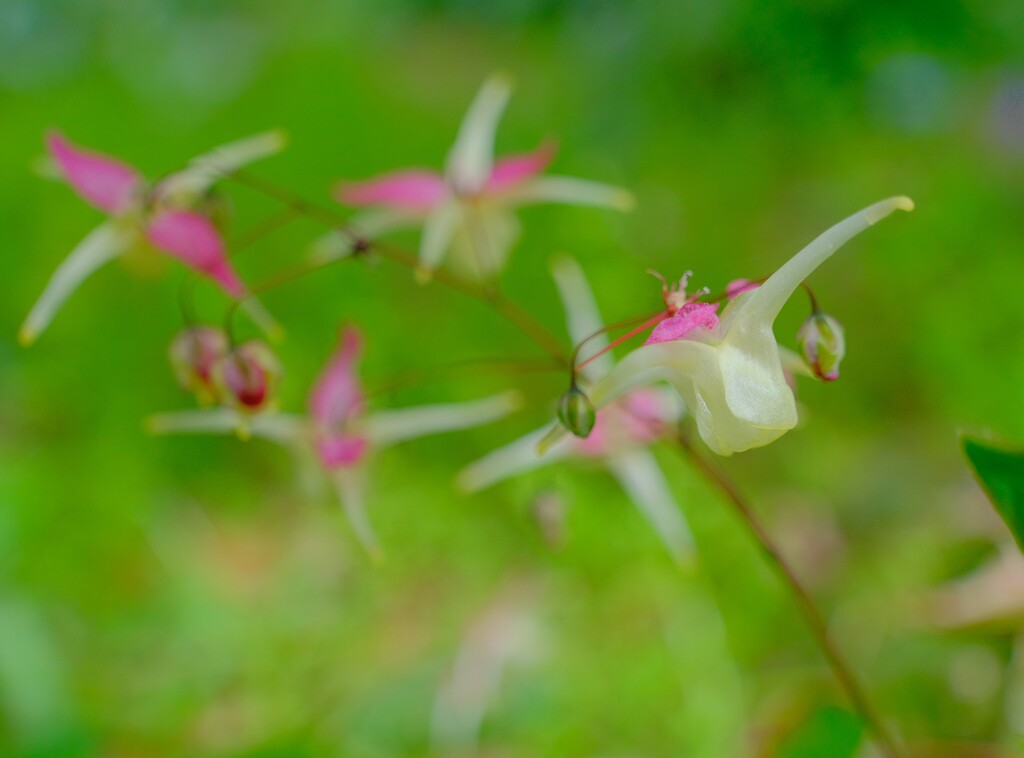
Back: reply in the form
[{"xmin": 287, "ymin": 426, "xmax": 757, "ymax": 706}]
[
  {"xmin": 266, "ymin": 128, "xmax": 289, "ymax": 151},
  {"xmin": 267, "ymin": 325, "xmax": 286, "ymax": 344},
  {"xmin": 865, "ymin": 195, "xmax": 915, "ymax": 225},
  {"xmin": 500, "ymin": 389, "xmax": 525, "ymax": 414},
  {"xmin": 453, "ymin": 468, "xmax": 481, "ymax": 494},
  {"xmin": 484, "ymin": 71, "xmax": 515, "ymax": 95},
  {"xmin": 17, "ymin": 326, "xmax": 36, "ymax": 347},
  {"xmin": 536, "ymin": 423, "xmax": 565, "ymax": 455},
  {"xmin": 615, "ymin": 189, "xmax": 637, "ymax": 212},
  {"xmin": 414, "ymin": 265, "xmax": 434, "ymax": 285}
]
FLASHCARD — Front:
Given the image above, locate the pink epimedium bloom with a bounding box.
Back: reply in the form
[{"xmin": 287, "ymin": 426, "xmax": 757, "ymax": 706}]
[
  {"xmin": 309, "ymin": 327, "xmax": 370, "ymax": 469},
  {"xmin": 148, "ymin": 325, "xmax": 520, "ymax": 560},
  {"xmin": 458, "ymin": 256, "xmax": 693, "ymax": 565},
  {"xmin": 322, "ymin": 76, "xmax": 633, "ymax": 280},
  {"xmin": 539, "ymin": 197, "xmax": 914, "ymax": 457},
  {"xmin": 21, "ymin": 130, "xmax": 287, "ymax": 345}
]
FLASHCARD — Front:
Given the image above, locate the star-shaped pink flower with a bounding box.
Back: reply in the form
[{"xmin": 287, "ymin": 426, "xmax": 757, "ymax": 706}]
[
  {"xmin": 21, "ymin": 130, "xmax": 286, "ymax": 345},
  {"xmin": 320, "ymin": 76, "xmax": 635, "ymax": 280}
]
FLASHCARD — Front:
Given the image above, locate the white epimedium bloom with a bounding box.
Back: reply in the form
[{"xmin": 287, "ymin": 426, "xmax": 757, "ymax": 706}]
[
  {"xmin": 148, "ymin": 326, "xmax": 521, "ymax": 560},
  {"xmin": 21, "ymin": 131, "xmax": 287, "ymax": 345},
  {"xmin": 539, "ymin": 196, "xmax": 914, "ymax": 457},
  {"xmin": 457, "ymin": 256, "xmax": 694, "ymax": 565},
  {"xmin": 319, "ymin": 76, "xmax": 635, "ymax": 280}
]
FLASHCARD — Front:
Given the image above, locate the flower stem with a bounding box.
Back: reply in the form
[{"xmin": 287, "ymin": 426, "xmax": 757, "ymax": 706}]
[
  {"xmin": 225, "ymin": 170, "xmax": 568, "ymax": 367},
  {"xmin": 673, "ymin": 433, "xmax": 902, "ymax": 758}
]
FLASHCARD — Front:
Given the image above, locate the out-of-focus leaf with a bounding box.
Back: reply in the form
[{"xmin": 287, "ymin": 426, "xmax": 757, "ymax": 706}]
[
  {"xmin": 779, "ymin": 706, "xmax": 863, "ymax": 758},
  {"xmin": 963, "ymin": 436, "xmax": 1024, "ymax": 552}
]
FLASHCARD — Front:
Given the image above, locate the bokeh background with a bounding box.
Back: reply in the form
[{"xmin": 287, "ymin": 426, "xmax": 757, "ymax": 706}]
[{"xmin": 3, "ymin": 1, "xmax": 1024, "ymax": 755}]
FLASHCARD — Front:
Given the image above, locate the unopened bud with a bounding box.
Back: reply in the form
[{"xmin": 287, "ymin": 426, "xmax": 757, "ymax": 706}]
[
  {"xmin": 169, "ymin": 326, "xmax": 228, "ymax": 405},
  {"xmin": 557, "ymin": 386, "xmax": 596, "ymax": 438},
  {"xmin": 798, "ymin": 312, "xmax": 845, "ymax": 382},
  {"xmin": 212, "ymin": 341, "xmax": 282, "ymax": 413}
]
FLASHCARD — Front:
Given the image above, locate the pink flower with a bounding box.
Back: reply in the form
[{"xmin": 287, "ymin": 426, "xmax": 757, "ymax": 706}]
[
  {"xmin": 541, "ymin": 198, "xmax": 913, "ymax": 457},
  {"xmin": 458, "ymin": 256, "xmax": 693, "ymax": 565},
  {"xmin": 309, "ymin": 327, "xmax": 370, "ymax": 469},
  {"xmin": 324, "ymin": 76, "xmax": 634, "ymax": 280},
  {"xmin": 645, "ymin": 302, "xmax": 720, "ymax": 345},
  {"xmin": 148, "ymin": 325, "xmax": 520, "ymax": 560},
  {"xmin": 21, "ymin": 130, "xmax": 286, "ymax": 345}
]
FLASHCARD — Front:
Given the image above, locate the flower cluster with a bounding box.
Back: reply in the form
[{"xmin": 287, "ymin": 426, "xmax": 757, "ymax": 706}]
[{"xmin": 21, "ymin": 75, "xmax": 913, "ymax": 559}]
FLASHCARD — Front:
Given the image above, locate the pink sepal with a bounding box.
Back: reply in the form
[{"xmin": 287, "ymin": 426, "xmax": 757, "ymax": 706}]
[
  {"xmin": 316, "ymin": 434, "xmax": 370, "ymax": 469},
  {"xmin": 144, "ymin": 211, "xmax": 245, "ymax": 297},
  {"xmin": 645, "ymin": 302, "xmax": 719, "ymax": 345},
  {"xmin": 484, "ymin": 142, "xmax": 557, "ymax": 194},
  {"xmin": 335, "ymin": 170, "xmax": 447, "ymax": 213},
  {"xmin": 46, "ymin": 131, "xmax": 142, "ymax": 215},
  {"xmin": 725, "ymin": 278, "xmax": 759, "ymax": 298}
]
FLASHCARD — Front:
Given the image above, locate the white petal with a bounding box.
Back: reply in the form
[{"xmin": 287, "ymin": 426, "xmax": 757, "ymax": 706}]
[
  {"xmin": 580, "ymin": 197, "xmax": 914, "ymax": 456},
  {"xmin": 730, "ymin": 196, "xmax": 913, "ymax": 332},
  {"xmin": 714, "ymin": 196, "xmax": 912, "ymax": 436},
  {"xmin": 504, "ymin": 176, "xmax": 635, "ymax": 211},
  {"xmin": 451, "ymin": 206, "xmax": 521, "ymax": 280},
  {"xmin": 550, "ymin": 255, "xmax": 612, "ymax": 379},
  {"xmin": 417, "ymin": 199, "xmax": 463, "ymax": 280},
  {"xmin": 20, "ymin": 222, "xmax": 132, "ymax": 346},
  {"xmin": 159, "ymin": 130, "xmax": 288, "ymax": 199},
  {"xmin": 605, "ymin": 449, "xmax": 693, "ymax": 565},
  {"xmin": 363, "ymin": 391, "xmax": 522, "ymax": 448},
  {"xmin": 446, "ymin": 75, "xmax": 512, "ymax": 192},
  {"xmin": 456, "ymin": 426, "xmax": 570, "ymax": 493},
  {"xmin": 146, "ymin": 408, "xmax": 306, "ymax": 445},
  {"xmin": 586, "ymin": 338, "xmax": 779, "ymax": 456},
  {"xmin": 332, "ymin": 468, "xmax": 383, "ymax": 562}
]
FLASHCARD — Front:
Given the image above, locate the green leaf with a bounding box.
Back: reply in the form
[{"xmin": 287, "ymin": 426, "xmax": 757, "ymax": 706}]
[
  {"xmin": 962, "ymin": 436, "xmax": 1024, "ymax": 552},
  {"xmin": 779, "ymin": 706, "xmax": 863, "ymax": 758}
]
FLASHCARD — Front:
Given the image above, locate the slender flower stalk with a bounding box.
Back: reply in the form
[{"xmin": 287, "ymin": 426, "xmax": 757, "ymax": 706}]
[
  {"xmin": 224, "ymin": 168, "xmax": 570, "ymax": 366},
  {"xmin": 674, "ymin": 432, "xmax": 902, "ymax": 758}
]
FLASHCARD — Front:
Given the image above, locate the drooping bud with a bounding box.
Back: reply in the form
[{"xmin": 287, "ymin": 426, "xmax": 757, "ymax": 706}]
[
  {"xmin": 557, "ymin": 385, "xmax": 596, "ymax": 438},
  {"xmin": 797, "ymin": 312, "xmax": 845, "ymax": 381},
  {"xmin": 168, "ymin": 326, "xmax": 229, "ymax": 405},
  {"xmin": 212, "ymin": 341, "xmax": 282, "ymax": 413}
]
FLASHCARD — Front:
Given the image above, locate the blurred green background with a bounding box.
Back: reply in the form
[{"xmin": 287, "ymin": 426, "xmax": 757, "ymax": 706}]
[{"xmin": 3, "ymin": 1, "xmax": 1024, "ymax": 755}]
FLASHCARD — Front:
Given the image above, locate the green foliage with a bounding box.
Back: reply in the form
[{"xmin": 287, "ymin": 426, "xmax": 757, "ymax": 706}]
[
  {"xmin": 3, "ymin": 0, "xmax": 1024, "ymax": 755},
  {"xmin": 963, "ymin": 436, "xmax": 1024, "ymax": 552},
  {"xmin": 780, "ymin": 707, "xmax": 863, "ymax": 758}
]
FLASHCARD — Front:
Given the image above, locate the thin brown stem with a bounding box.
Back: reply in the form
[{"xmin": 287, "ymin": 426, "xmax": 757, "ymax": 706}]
[
  {"xmin": 367, "ymin": 356, "xmax": 560, "ymax": 400},
  {"xmin": 225, "ymin": 170, "xmax": 568, "ymax": 368},
  {"xmin": 673, "ymin": 433, "xmax": 902, "ymax": 758}
]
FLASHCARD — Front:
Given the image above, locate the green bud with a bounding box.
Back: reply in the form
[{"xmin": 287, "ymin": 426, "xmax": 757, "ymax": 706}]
[
  {"xmin": 798, "ymin": 312, "xmax": 845, "ymax": 382},
  {"xmin": 557, "ymin": 386, "xmax": 596, "ymax": 438}
]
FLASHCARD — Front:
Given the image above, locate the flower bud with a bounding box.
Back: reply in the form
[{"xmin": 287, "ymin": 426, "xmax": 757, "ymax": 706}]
[
  {"xmin": 212, "ymin": 341, "xmax": 282, "ymax": 413},
  {"xmin": 557, "ymin": 385, "xmax": 596, "ymax": 438},
  {"xmin": 168, "ymin": 326, "xmax": 229, "ymax": 405},
  {"xmin": 798, "ymin": 312, "xmax": 845, "ymax": 381}
]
